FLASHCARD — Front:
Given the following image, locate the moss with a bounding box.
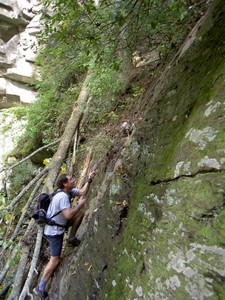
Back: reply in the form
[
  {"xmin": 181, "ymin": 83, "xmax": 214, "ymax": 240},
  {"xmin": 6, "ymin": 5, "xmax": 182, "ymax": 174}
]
[
  {"xmin": 211, "ymin": 210, "xmax": 225, "ymax": 246},
  {"xmin": 211, "ymin": 279, "xmax": 225, "ymax": 300},
  {"xmin": 101, "ymin": 169, "xmax": 225, "ymax": 298}
]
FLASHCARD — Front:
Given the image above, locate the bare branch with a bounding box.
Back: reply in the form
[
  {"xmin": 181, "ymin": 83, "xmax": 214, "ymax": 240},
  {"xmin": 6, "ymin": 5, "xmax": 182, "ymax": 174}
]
[
  {"xmin": 0, "ymin": 173, "xmax": 47, "ymax": 259},
  {"xmin": 0, "ymin": 246, "xmax": 19, "ymax": 285},
  {"xmin": 18, "ymin": 226, "xmax": 43, "ymax": 300},
  {"xmin": 0, "ymin": 139, "xmax": 60, "ymax": 174},
  {"xmin": 7, "ymin": 244, "xmax": 30, "ymax": 300},
  {"xmin": 70, "ymin": 126, "xmax": 80, "ymax": 174},
  {"xmin": 0, "ymin": 167, "xmax": 48, "ymax": 211},
  {"xmin": 71, "ymin": 148, "xmax": 93, "ymax": 207},
  {"xmin": 0, "ymin": 279, "xmax": 12, "ymax": 297}
]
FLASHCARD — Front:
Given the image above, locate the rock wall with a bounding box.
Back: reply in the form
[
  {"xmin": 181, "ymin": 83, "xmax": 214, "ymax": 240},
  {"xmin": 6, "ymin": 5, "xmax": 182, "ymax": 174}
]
[
  {"xmin": 0, "ymin": 0, "xmax": 43, "ymax": 191},
  {"xmin": 0, "ymin": 0, "xmax": 42, "ymax": 108},
  {"xmin": 49, "ymin": 0, "xmax": 225, "ymax": 299}
]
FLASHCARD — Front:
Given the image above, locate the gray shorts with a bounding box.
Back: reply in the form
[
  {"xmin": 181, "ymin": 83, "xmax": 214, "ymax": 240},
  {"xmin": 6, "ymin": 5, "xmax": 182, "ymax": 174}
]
[{"xmin": 45, "ymin": 234, "xmax": 64, "ymax": 257}]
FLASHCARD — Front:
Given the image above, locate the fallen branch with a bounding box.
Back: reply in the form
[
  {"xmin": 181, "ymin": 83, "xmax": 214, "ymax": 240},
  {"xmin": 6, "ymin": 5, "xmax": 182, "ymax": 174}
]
[
  {"xmin": 45, "ymin": 72, "xmax": 91, "ymax": 193},
  {"xmin": 4, "ymin": 219, "xmax": 37, "ymax": 299},
  {"xmin": 0, "ymin": 174, "xmax": 47, "ymax": 259},
  {"xmin": 77, "ymin": 148, "xmax": 93, "ymax": 189},
  {"xmin": 0, "ymin": 279, "xmax": 12, "ymax": 298},
  {"xmin": 70, "ymin": 95, "xmax": 93, "ymax": 176},
  {"xmin": 7, "ymin": 243, "xmax": 30, "ymax": 300},
  {"xmin": 71, "ymin": 148, "xmax": 93, "ymax": 207},
  {"xmin": 0, "ymin": 246, "xmax": 19, "ymax": 285},
  {"xmin": 0, "ymin": 139, "xmax": 60, "ymax": 174},
  {"xmin": 12, "ymin": 174, "xmax": 46, "ymax": 240},
  {"xmin": 18, "ymin": 226, "xmax": 43, "ymax": 300},
  {"xmin": 0, "ymin": 167, "xmax": 48, "ymax": 211},
  {"xmin": 71, "ymin": 127, "xmax": 79, "ymax": 173}
]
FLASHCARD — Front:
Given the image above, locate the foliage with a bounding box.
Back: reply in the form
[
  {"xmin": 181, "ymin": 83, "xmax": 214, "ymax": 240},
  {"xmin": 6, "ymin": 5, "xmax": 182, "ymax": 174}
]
[
  {"xmin": 0, "ymin": 193, "xmax": 6, "ymax": 208},
  {"xmin": 7, "ymin": 160, "xmax": 37, "ymax": 198},
  {"xmin": 19, "ymin": 53, "xmax": 83, "ymax": 152},
  {"xmin": 40, "ymin": 0, "xmax": 208, "ymax": 60},
  {"xmin": 131, "ymin": 85, "xmax": 145, "ymax": 97},
  {"xmin": 0, "ymin": 107, "xmax": 27, "ymax": 135},
  {"xmin": 17, "ymin": 0, "xmax": 208, "ymax": 156},
  {"xmin": 86, "ymin": 59, "xmax": 127, "ymax": 123},
  {"xmin": 88, "ymin": 60, "xmax": 125, "ymax": 97},
  {"xmin": 0, "ymin": 194, "xmax": 16, "ymax": 242},
  {"xmin": 7, "ymin": 106, "xmax": 27, "ymax": 120}
]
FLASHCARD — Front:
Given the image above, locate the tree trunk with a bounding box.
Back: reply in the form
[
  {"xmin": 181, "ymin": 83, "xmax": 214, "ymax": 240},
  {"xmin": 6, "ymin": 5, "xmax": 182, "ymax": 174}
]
[
  {"xmin": 18, "ymin": 226, "xmax": 43, "ymax": 300},
  {"xmin": 7, "ymin": 244, "xmax": 30, "ymax": 300},
  {"xmin": 45, "ymin": 73, "xmax": 91, "ymax": 193}
]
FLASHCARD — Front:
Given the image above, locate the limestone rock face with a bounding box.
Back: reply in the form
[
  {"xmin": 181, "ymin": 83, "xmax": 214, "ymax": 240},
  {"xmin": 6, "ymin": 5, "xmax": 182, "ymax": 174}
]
[
  {"xmin": 0, "ymin": 0, "xmax": 43, "ymax": 108},
  {"xmin": 0, "ymin": 109, "xmax": 27, "ymax": 191}
]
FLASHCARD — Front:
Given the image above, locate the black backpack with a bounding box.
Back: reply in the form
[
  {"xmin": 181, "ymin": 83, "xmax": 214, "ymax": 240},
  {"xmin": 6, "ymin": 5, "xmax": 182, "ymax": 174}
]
[{"xmin": 32, "ymin": 190, "xmax": 66, "ymax": 227}]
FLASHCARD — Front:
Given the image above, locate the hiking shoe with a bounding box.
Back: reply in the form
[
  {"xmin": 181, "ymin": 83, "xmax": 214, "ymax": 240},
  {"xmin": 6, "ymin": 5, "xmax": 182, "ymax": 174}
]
[
  {"xmin": 33, "ymin": 287, "xmax": 48, "ymax": 300},
  {"xmin": 67, "ymin": 237, "xmax": 81, "ymax": 247}
]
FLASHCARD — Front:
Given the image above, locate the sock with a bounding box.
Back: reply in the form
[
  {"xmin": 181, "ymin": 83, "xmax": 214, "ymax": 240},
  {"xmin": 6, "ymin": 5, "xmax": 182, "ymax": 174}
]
[{"xmin": 38, "ymin": 279, "xmax": 47, "ymax": 292}]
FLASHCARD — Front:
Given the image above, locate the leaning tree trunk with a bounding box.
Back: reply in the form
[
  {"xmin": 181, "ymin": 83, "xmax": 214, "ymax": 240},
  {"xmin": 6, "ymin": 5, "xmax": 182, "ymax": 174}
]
[
  {"xmin": 6, "ymin": 176, "xmax": 47, "ymax": 300},
  {"xmin": 45, "ymin": 72, "xmax": 91, "ymax": 193}
]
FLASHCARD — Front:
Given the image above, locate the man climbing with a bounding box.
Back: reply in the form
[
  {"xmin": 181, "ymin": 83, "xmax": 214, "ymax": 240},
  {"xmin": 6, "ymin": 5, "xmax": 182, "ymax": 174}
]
[{"xmin": 33, "ymin": 170, "xmax": 95, "ymax": 300}]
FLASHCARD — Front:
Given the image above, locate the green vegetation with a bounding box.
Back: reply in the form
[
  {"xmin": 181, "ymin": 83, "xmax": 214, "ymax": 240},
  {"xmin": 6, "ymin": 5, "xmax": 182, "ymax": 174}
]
[
  {"xmin": 40, "ymin": 0, "xmax": 206, "ymax": 60},
  {"xmin": 0, "ymin": 107, "xmax": 27, "ymax": 134},
  {"xmin": 7, "ymin": 106, "xmax": 27, "ymax": 120},
  {"xmin": 16, "ymin": 0, "xmax": 208, "ymax": 157}
]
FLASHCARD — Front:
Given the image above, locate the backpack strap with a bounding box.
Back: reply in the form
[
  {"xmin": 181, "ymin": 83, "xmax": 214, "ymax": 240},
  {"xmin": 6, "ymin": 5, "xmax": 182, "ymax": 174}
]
[
  {"xmin": 49, "ymin": 209, "xmax": 63, "ymax": 219},
  {"xmin": 48, "ymin": 189, "xmax": 68, "ymax": 227},
  {"xmin": 48, "ymin": 189, "xmax": 63, "ymax": 218}
]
